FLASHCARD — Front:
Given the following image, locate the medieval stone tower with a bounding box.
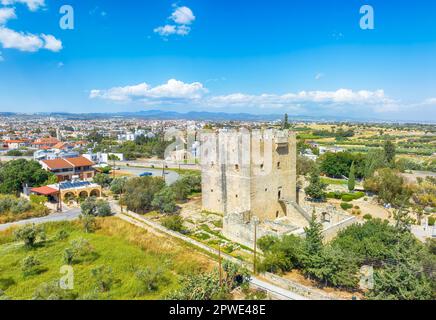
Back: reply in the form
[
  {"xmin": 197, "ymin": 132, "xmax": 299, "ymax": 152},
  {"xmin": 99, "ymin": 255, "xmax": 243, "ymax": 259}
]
[{"xmin": 200, "ymin": 128, "xmax": 297, "ymax": 222}]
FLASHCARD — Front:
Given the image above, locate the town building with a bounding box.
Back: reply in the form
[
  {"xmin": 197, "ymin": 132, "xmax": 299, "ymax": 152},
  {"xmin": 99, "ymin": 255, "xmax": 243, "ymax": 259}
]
[
  {"xmin": 30, "ymin": 180, "xmax": 102, "ymax": 205},
  {"xmin": 39, "ymin": 156, "xmax": 96, "ymax": 182}
]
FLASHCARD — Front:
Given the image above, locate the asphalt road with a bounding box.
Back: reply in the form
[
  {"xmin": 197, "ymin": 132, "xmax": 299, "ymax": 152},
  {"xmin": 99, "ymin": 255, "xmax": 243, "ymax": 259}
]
[
  {"xmin": 0, "ymin": 208, "xmax": 82, "ymax": 231},
  {"xmin": 118, "ymin": 166, "xmax": 179, "ymax": 185}
]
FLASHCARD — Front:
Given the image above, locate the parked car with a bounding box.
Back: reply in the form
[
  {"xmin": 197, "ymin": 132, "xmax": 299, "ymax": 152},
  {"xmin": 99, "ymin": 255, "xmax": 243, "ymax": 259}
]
[{"xmin": 139, "ymin": 172, "xmax": 153, "ymax": 177}]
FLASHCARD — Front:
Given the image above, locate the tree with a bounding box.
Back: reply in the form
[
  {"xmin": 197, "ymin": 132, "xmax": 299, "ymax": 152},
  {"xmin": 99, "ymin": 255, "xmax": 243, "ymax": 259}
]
[
  {"xmin": 364, "ymin": 168, "xmax": 412, "ymax": 207},
  {"xmin": 110, "ymin": 177, "xmax": 127, "ymax": 195},
  {"xmin": 0, "ymin": 159, "xmax": 55, "ymax": 195},
  {"xmin": 80, "ymin": 197, "xmax": 112, "ymax": 217},
  {"xmin": 363, "ymin": 149, "xmax": 386, "ymax": 178},
  {"xmin": 383, "ymin": 140, "xmax": 396, "ymax": 166},
  {"xmin": 124, "ymin": 176, "xmax": 166, "ymax": 213},
  {"xmin": 14, "ymin": 224, "xmax": 46, "ymax": 248},
  {"xmin": 366, "ymin": 236, "xmax": 433, "ymax": 300},
  {"xmin": 93, "ymin": 173, "xmax": 113, "ymax": 188},
  {"xmin": 348, "ymin": 161, "xmax": 356, "ymax": 192},
  {"xmin": 152, "ymin": 187, "xmax": 177, "ymax": 214},
  {"xmin": 296, "ymin": 155, "xmax": 316, "ymax": 176},
  {"xmin": 80, "ymin": 214, "xmax": 97, "ymax": 233},
  {"xmin": 282, "ymin": 113, "xmax": 291, "ymax": 129},
  {"xmin": 304, "ymin": 167, "xmax": 327, "ymax": 201},
  {"xmin": 304, "ymin": 213, "xmax": 324, "ymax": 256}
]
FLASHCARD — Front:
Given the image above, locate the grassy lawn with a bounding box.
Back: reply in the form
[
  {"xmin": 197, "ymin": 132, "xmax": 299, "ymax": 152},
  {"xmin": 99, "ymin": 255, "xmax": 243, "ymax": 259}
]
[{"xmin": 0, "ymin": 217, "xmax": 215, "ymax": 300}]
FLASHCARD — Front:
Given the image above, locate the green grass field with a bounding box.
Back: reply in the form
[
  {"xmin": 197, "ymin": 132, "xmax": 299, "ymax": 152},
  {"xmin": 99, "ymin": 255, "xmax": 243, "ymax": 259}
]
[{"xmin": 0, "ymin": 217, "xmax": 214, "ymax": 300}]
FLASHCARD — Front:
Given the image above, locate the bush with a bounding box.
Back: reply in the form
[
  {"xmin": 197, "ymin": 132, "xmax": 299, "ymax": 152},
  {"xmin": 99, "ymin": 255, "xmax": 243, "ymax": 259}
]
[
  {"xmin": 363, "ymin": 214, "xmax": 373, "ymax": 221},
  {"xmin": 29, "ymin": 194, "xmax": 48, "ymax": 205},
  {"xmin": 91, "ymin": 266, "xmax": 115, "ymax": 293},
  {"xmin": 22, "ymin": 255, "xmax": 41, "ymax": 276},
  {"xmin": 55, "ymin": 229, "xmax": 69, "ymax": 241},
  {"xmin": 340, "ymin": 202, "xmax": 353, "ymax": 210},
  {"xmin": 81, "ymin": 198, "xmax": 112, "ymax": 217},
  {"xmin": 14, "ymin": 224, "xmax": 46, "ymax": 248},
  {"xmin": 341, "ymin": 194, "xmax": 354, "ymax": 202},
  {"xmin": 135, "ymin": 268, "xmax": 166, "ymax": 295},
  {"xmin": 161, "ymin": 215, "xmax": 184, "ymax": 232},
  {"xmin": 428, "ymin": 216, "xmax": 435, "ymax": 226}
]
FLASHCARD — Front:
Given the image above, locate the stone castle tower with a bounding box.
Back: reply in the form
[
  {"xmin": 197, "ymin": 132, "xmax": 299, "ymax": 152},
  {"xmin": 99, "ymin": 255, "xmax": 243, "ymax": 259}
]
[{"xmin": 200, "ymin": 128, "xmax": 297, "ymax": 222}]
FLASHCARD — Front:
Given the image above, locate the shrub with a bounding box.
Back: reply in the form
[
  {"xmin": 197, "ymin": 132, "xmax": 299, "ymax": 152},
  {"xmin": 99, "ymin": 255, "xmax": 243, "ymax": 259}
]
[
  {"xmin": 14, "ymin": 224, "xmax": 46, "ymax": 248},
  {"xmin": 22, "ymin": 255, "xmax": 41, "ymax": 276},
  {"xmin": 340, "ymin": 202, "xmax": 353, "ymax": 210},
  {"xmin": 341, "ymin": 194, "xmax": 354, "ymax": 202},
  {"xmin": 33, "ymin": 281, "xmax": 77, "ymax": 300},
  {"xmin": 55, "ymin": 229, "xmax": 69, "ymax": 241},
  {"xmin": 135, "ymin": 268, "xmax": 166, "ymax": 295},
  {"xmin": 428, "ymin": 216, "xmax": 435, "ymax": 226},
  {"xmin": 91, "ymin": 266, "xmax": 115, "ymax": 292},
  {"xmin": 29, "ymin": 194, "xmax": 48, "ymax": 205},
  {"xmin": 161, "ymin": 215, "xmax": 184, "ymax": 232},
  {"xmin": 363, "ymin": 214, "xmax": 373, "ymax": 221}
]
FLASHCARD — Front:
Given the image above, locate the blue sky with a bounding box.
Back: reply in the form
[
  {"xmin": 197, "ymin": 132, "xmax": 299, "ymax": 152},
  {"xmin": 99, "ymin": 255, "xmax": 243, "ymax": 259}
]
[{"xmin": 0, "ymin": 0, "xmax": 435, "ymax": 122}]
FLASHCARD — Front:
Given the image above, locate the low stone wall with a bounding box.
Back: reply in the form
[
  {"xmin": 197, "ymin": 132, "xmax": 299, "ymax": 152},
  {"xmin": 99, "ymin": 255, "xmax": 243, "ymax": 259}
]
[{"xmin": 262, "ymin": 273, "xmax": 340, "ymax": 300}]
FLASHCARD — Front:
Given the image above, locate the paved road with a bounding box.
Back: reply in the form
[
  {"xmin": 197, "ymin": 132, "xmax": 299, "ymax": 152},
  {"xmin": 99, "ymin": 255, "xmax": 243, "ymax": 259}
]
[
  {"xmin": 118, "ymin": 166, "xmax": 179, "ymax": 185},
  {"xmin": 0, "ymin": 208, "xmax": 82, "ymax": 231}
]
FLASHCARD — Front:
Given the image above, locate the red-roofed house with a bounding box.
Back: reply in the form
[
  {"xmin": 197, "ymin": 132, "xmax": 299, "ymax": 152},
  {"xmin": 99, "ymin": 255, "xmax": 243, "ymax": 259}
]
[
  {"xmin": 40, "ymin": 156, "xmax": 96, "ymax": 182},
  {"xmin": 32, "ymin": 137, "xmax": 60, "ymax": 149},
  {"xmin": 4, "ymin": 139, "xmax": 28, "ymax": 149}
]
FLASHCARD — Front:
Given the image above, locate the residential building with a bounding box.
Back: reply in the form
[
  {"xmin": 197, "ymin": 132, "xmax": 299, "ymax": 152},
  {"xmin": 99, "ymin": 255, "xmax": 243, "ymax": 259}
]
[{"xmin": 40, "ymin": 156, "xmax": 96, "ymax": 182}]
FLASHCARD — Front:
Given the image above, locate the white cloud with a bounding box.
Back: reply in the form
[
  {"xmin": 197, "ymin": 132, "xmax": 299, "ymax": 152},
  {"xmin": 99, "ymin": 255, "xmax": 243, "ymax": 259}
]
[
  {"xmin": 89, "ymin": 79, "xmax": 398, "ymax": 114},
  {"xmin": 1, "ymin": 0, "xmax": 45, "ymax": 11},
  {"xmin": 0, "ymin": 27, "xmax": 62, "ymax": 52},
  {"xmin": 170, "ymin": 6, "xmax": 195, "ymax": 25},
  {"xmin": 0, "ymin": 27, "xmax": 43, "ymax": 51},
  {"xmin": 154, "ymin": 5, "xmax": 195, "ymax": 38},
  {"xmin": 41, "ymin": 33, "xmax": 62, "ymax": 52},
  {"xmin": 0, "ymin": 7, "xmax": 16, "ymax": 25},
  {"xmin": 90, "ymin": 79, "xmax": 207, "ymax": 103},
  {"xmin": 154, "ymin": 24, "xmax": 190, "ymax": 37},
  {"xmin": 208, "ymin": 89, "xmax": 395, "ymax": 109}
]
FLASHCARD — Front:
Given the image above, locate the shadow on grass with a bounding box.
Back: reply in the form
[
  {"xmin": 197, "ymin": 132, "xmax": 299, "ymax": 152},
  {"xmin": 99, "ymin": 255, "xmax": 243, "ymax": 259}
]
[{"xmin": 0, "ymin": 277, "xmax": 16, "ymax": 291}]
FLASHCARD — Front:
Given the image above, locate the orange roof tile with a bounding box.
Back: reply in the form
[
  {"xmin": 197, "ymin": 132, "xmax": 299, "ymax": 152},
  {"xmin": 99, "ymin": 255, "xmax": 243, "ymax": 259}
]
[
  {"xmin": 31, "ymin": 186, "xmax": 59, "ymax": 196},
  {"xmin": 41, "ymin": 158, "xmax": 73, "ymax": 169},
  {"xmin": 64, "ymin": 156, "xmax": 94, "ymax": 167}
]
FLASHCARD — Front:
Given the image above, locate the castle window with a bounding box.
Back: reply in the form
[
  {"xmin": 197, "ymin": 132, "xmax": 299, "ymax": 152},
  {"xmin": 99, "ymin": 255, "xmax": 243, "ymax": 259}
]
[
  {"xmin": 211, "ymin": 189, "xmax": 214, "ymax": 193},
  {"xmin": 235, "ymin": 194, "xmax": 238, "ymax": 198},
  {"xmin": 265, "ymin": 188, "xmax": 268, "ymax": 192},
  {"xmin": 235, "ymin": 164, "xmax": 239, "ymax": 171},
  {"xmin": 277, "ymin": 161, "xmax": 281, "ymax": 169},
  {"xmin": 260, "ymin": 163, "xmax": 264, "ymax": 170},
  {"xmin": 276, "ymin": 211, "xmax": 279, "ymax": 218},
  {"xmin": 211, "ymin": 161, "xmax": 214, "ymax": 167}
]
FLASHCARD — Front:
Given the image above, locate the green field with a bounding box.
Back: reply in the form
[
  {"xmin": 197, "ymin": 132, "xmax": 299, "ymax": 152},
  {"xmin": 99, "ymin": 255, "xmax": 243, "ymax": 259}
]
[{"xmin": 0, "ymin": 218, "xmax": 214, "ymax": 300}]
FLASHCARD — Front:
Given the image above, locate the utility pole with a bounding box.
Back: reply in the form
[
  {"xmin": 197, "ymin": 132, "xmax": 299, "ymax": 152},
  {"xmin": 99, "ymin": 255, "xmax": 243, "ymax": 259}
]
[
  {"xmin": 58, "ymin": 183, "xmax": 62, "ymax": 212},
  {"xmin": 218, "ymin": 244, "xmax": 223, "ymax": 287},
  {"xmin": 253, "ymin": 219, "xmax": 258, "ymax": 275}
]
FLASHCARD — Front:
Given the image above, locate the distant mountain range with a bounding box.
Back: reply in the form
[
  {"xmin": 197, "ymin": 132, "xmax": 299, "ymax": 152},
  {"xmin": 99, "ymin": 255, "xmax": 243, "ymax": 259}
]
[{"xmin": 0, "ymin": 110, "xmax": 383, "ymax": 122}]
